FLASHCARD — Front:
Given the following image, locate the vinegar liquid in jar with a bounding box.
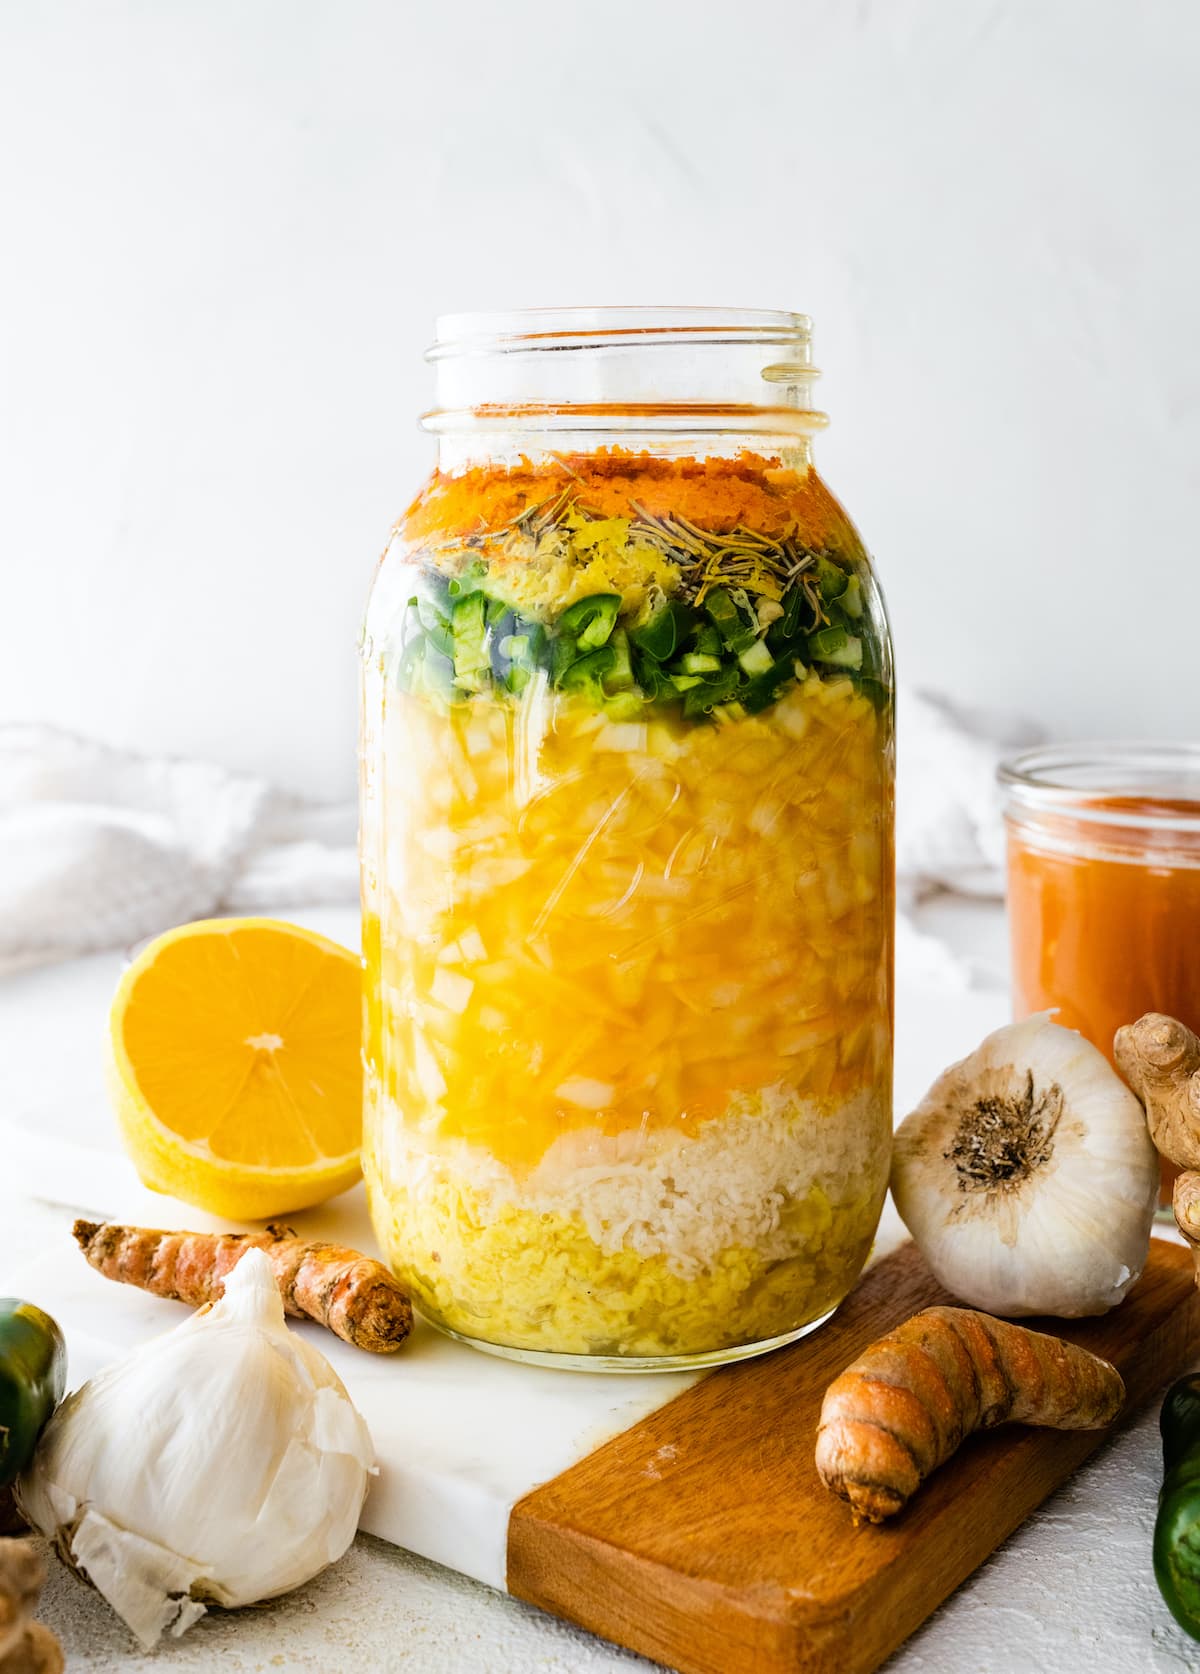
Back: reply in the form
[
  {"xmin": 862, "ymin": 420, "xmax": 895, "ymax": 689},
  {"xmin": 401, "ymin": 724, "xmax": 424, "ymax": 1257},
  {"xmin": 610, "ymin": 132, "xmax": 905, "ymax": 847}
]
[{"xmin": 360, "ymin": 309, "xmax": 895, "ymax": 1368}]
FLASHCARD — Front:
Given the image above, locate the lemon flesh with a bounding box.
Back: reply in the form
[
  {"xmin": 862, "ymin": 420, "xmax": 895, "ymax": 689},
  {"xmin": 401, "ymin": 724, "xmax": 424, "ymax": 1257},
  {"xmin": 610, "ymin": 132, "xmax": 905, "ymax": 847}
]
[{"xmin": 107, "ymin": 917, "xmax": 363, "ymax": 1219}]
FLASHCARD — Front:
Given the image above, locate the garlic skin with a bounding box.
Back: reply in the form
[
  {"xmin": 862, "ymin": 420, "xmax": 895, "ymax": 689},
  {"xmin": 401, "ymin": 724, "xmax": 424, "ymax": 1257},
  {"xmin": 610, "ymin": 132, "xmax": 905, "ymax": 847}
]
[
  {"xmin": 891, "ymin": 1014, "xmax": 1159, "ymax": 1318},
  {"xmin": 19, "ymin": 1248, "xmax": 374, "ymax": 1648}
]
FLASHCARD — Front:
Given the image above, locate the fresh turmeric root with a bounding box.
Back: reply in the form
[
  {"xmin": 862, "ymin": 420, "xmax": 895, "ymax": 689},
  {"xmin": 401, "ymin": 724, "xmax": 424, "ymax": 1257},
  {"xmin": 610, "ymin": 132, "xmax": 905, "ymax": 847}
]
[
  {"xmin": 0, "ymin": 1540, "xmax": 63, "ymax": 1674},
  {"xmin": 815, "ymin": 1305, "xmax": 1125, "ymax": 1523},
  {"xmin": 72, "ymin": 1220, "xmax": 412, "ymax": 1354},
  {"xmin": 1115, "ymin": 1013, "xmax": 1200, "ymax": 1170}
]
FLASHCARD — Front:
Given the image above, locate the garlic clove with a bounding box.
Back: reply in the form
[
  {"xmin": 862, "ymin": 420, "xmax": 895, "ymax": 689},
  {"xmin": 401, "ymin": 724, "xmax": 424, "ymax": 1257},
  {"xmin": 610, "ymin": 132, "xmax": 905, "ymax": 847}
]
[
  {"xmin": 19, "ymin": 1249, "xmax": 375, "ymax": 1647},
  {"xmin": 891, "ymin": 1014, "xmax": 1158, "ymax": 1318}
]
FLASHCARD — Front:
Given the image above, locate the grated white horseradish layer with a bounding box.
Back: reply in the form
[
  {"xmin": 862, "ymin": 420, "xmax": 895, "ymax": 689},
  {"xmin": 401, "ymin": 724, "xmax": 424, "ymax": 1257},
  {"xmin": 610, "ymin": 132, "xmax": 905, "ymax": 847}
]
[{"xmin": 373, "ymin": 1083, "xmax": 890, "ymax": 1281}]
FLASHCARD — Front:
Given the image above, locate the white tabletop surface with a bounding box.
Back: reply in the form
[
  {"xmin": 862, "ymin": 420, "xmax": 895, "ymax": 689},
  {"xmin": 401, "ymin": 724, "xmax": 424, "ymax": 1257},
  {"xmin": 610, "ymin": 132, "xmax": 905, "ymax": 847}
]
[{"xmin": 5, "ymin": 897, "xmax": 1200, "ymax": 1674}]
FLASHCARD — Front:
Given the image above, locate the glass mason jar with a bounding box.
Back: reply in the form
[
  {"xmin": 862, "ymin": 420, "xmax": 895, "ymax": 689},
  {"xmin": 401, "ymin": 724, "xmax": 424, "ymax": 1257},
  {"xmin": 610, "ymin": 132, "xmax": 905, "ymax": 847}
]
[
  {"xmin": 1000, "ymin": 741, "xmax": 1200, "ymax": 1205},
  {"xmin": 360, "ymin": 308, "xmax": 895, "ymax": 1370}
]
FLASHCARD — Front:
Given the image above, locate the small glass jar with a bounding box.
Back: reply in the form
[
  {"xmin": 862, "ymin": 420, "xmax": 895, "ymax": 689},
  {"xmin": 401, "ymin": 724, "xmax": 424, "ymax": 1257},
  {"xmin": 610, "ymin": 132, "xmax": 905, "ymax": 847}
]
[
  {"xmin": 359, "ymin": 308, "xmax": 895, "ymax": 1369},
  {"xmin": 1000, "ymin": 742, "xmax": 1200, "ymax": 1200}
]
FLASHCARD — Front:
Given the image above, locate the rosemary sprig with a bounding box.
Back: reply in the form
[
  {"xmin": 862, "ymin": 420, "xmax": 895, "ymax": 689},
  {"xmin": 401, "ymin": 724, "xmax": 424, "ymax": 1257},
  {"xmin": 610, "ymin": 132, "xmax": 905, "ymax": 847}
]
[{"xmin": 429, "ymin": 489, "xmax": 833, "ymax": 615}]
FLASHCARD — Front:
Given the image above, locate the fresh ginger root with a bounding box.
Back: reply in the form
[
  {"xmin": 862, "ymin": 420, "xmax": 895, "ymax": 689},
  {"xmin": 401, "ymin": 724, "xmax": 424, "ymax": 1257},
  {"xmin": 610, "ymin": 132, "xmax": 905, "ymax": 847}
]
[
  {"xmin": 73, "ymin": 1219, "xmax": 412, "ymax": 1354},
  {"xmin": 0, "ymin": 1623, "xmax": 61, "ymax": 1674},
  {"xmin": 0, "ymin": 1541, "xmax": 63, "ymax": 1674},
  {"xmin": 1174, "ymin": 1171, "xmax": 1200, "ymax": 1249},
  {"xmin": 1114, "ymin": 1012, "xmax": 1200, "ymax": 1170},
  {"xmin": 815, "ymin": 1305, "xmax": 1125, "ymax": 1523},
  {"xmin": 1113, "ymin": 1012, "xmax": 1200, "ymax": 1284},
  {"xmin": 0, "ymin": 1542, "xmax": 43, "ymax": 1659}
]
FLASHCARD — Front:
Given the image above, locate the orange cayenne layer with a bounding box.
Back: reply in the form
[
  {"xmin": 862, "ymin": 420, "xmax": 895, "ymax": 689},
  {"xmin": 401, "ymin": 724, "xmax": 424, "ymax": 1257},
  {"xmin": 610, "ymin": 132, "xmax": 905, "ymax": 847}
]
[{"xmin": 403, "ymin": 448, "xmax": 859, "ymax": 554}]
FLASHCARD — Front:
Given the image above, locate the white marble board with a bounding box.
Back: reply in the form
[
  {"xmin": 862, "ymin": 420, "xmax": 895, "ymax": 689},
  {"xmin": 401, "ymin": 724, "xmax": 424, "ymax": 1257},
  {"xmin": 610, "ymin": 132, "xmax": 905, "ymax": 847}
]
[{"xmin": 2, "ymin": 904, "xmax": 1008, "ymax": 1596}]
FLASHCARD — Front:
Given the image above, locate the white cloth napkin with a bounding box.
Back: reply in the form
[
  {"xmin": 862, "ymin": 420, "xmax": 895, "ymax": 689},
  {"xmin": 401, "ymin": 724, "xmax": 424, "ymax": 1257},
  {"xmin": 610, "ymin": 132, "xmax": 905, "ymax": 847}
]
[
  {"xmin": 0, "ymin": 691, "xmax": 1039, "ymax": 975},
  {"xmin": 0, "ymin": 725, "xmax": 356, "ymax": 972},
  {"xmin": 897, "ymin": 688, "xmax": 1041, "ymax": 899}
]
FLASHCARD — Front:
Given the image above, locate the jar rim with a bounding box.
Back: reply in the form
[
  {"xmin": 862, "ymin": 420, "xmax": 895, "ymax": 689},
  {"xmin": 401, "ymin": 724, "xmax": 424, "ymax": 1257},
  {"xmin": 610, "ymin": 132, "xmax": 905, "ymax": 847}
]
[
  {"xmin": 999, "ymin": 741, "xmax": 1200, "ymax": 835},
  {"xmin": 428, "ymin": 306, "xmax": 813, "ymax": 361}
]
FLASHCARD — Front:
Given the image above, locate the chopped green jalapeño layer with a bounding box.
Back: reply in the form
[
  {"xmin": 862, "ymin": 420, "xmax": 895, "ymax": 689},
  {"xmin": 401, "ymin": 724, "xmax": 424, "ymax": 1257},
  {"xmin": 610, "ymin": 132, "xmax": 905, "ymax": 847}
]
[{"xmin": 397, "ymin": 560, "xmax": 885, "ymax": 721}]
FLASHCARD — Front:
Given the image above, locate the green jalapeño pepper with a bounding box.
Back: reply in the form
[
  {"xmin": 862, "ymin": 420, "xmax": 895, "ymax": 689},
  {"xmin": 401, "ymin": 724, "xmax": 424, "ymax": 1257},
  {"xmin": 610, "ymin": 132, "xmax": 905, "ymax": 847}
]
[
  {"xmin": 0, "ymin": 1299, "xmax": 67, "ymax": 1486},
  {"xmin": 1154, "ymin": 1374, "xmax": 1200, "ymax": 1639}
]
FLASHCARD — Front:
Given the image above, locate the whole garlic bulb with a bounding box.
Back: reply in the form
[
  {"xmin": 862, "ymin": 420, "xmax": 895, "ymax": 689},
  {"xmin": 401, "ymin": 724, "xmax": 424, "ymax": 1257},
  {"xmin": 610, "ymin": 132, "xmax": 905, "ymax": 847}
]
[
  {"xmin": 892, "ymin": 1014, "xmax": 1158, "ymax": 1317},
  {"xmin": 19, "ymin": 1249, "xmax": 374, "ymax": 1648}
]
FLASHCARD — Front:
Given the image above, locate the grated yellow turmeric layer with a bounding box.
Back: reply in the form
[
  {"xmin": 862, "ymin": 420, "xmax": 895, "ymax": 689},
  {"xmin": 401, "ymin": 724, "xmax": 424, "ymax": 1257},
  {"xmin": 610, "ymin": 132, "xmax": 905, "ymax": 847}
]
[{"xmin": 363, "ymin": 1083, "xmax": 890, "ymax": 1359}]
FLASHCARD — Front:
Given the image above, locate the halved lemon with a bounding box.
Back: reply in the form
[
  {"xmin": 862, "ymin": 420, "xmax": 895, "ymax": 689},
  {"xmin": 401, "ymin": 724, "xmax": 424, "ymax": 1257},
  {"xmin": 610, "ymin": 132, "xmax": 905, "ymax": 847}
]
[{"xmin": 107, "ymin": 917, "xmax": 363, "ymax": 1219}]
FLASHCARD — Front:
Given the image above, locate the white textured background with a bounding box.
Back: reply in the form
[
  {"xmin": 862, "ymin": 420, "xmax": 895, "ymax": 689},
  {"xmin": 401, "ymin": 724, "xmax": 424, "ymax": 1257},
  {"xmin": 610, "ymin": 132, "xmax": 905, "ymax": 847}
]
[{"xmin": 3, "ymin": 0, "xmax": 1197, "ymax": 799}]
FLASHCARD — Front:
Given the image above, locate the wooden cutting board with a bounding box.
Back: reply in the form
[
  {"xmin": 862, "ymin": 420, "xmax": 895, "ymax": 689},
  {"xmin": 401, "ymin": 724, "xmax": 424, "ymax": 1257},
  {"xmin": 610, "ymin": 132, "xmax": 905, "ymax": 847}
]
[{"xmin": 509, "ymin": 1238, "xmax": 1200, "ymax": 1674}]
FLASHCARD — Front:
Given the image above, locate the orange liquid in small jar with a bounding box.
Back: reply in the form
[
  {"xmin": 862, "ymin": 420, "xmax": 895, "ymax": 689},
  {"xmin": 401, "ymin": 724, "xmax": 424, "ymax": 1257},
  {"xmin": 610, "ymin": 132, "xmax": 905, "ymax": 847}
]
[{"xmin": 1006, "ymin": 794, "xmax": 1200, "ymax": 1202}]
